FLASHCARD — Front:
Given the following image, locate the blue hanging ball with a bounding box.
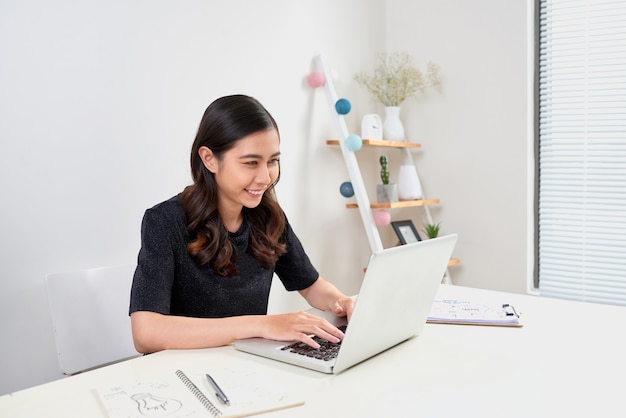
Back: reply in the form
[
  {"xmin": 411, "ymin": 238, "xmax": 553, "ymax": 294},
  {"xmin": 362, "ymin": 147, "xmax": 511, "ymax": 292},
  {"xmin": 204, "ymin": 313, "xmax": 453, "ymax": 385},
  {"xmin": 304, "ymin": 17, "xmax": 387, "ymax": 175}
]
[
  {"xmin": 339, "ymin": 181, "xmax": 354, "ymax": 198},
  {"xmin": 335, "ymin": 98, "xmax": 351, "ymax": 115},
  {"xmin": 345, "ymin": 134, "xmax": 363, "ymax": 151}
]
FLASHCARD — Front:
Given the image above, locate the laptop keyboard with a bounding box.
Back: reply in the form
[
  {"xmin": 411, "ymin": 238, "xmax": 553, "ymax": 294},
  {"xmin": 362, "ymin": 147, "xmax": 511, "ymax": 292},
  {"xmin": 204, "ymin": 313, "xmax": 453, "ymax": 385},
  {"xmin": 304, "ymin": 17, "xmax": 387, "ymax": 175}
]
[{"xmin": 281, "ymin": 325, "xmax": 347, "ymax": 361}]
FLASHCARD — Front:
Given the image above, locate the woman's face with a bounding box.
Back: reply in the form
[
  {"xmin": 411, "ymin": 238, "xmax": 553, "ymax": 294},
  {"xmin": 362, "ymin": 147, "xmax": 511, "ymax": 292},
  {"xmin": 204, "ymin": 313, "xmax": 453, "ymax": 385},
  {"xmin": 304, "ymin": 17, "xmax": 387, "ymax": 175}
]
[{"xmin": 201, "ymin": 129, "xmax": 280, "ymax": 215}]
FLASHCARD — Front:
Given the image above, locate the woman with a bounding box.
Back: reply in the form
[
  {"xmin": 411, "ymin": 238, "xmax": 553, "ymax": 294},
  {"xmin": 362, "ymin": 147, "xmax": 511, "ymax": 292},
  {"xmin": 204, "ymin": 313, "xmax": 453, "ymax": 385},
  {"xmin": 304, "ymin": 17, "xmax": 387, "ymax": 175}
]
[{"xmin": 130, "ymin": 94, "xmax": 354, "ymax": 354}]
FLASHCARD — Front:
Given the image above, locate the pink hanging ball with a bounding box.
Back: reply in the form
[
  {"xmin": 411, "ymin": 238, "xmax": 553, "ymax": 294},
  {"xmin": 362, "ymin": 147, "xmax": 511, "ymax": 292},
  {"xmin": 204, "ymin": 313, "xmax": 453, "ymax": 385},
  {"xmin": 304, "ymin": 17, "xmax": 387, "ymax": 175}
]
[
  {"xmin": 374, "ymin": 210, "xmax": 391, "ymax": 227},
  {"xmin": 306, "ymin": 71, "xmax": 325, "ymax": 88}
]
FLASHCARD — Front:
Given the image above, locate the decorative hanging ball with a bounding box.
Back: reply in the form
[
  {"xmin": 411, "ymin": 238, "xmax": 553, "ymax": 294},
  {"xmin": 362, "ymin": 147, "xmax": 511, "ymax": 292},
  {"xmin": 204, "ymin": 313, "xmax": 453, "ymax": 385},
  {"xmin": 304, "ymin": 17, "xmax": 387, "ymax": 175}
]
[
  {"xmin": 339, "ymin": 181, "xmax": 354, "ymax": 198},
  {"xmin": 344, "ymin": 134, "xmax": 363, "ymax": 151},
  {"xmin": 373, "ymin": 210, "xmax": 391, "ymax": 227},
  {"xmin": 306, "ymin": 71, "xmax": 325, "ymax": 88},
  {"xmin": 335, "ymin": 98, "xmax": 351, "ymax": 115}
]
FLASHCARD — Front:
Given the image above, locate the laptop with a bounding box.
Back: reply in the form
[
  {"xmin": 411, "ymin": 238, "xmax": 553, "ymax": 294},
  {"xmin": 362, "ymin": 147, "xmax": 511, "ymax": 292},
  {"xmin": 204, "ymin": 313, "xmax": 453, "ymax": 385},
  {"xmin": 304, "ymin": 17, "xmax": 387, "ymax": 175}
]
[{"xmin": 234, "ymin": 234, "xmax": 457, "ymax": 374}]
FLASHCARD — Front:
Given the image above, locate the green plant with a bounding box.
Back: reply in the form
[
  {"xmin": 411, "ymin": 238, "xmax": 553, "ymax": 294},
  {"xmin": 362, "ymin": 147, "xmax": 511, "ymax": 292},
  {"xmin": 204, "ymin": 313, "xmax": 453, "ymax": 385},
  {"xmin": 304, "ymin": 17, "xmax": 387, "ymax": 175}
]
[
  {"xmin": 355, "ymin": 51, "xmax": 441, "ymax": 106},
  {"xmin": 379, "ymin": 155, "xmax": 390, "ymax": 185},
  {"xmin": 423, "ymin": 222, "xmax": 441, "ymax": 239}
]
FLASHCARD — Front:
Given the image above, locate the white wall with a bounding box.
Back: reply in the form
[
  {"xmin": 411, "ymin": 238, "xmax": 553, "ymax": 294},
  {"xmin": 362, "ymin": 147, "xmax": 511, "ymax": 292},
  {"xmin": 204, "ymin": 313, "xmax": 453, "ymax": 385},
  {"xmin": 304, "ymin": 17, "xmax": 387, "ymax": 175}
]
[
  {"xmin": 0, "ymin": 0, "xmax": 529, "ymax": 395},
  {"xmin": 386, "ymin": 0, "xmax": 530, "ymax": 294}
]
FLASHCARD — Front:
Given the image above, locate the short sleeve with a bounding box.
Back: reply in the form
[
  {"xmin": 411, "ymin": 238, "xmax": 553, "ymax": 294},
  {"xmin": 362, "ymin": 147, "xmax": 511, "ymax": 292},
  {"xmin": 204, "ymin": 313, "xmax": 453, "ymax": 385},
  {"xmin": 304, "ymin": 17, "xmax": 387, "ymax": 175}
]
[
  {"xmin": 274, "ymin": 219, "xmax": 319, "ymax": 291},
  {"xmin": 129, "ymin": 206, "xmax": 178, "ymax": 315}
]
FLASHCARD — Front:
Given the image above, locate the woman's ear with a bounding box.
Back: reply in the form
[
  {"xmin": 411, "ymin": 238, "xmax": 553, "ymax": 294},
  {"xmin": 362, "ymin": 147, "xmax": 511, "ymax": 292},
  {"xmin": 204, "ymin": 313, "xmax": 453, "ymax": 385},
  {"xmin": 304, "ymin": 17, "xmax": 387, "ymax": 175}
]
[{"xmin": 198, "ymin": 146, "xmax": 217, "ymax": 173}]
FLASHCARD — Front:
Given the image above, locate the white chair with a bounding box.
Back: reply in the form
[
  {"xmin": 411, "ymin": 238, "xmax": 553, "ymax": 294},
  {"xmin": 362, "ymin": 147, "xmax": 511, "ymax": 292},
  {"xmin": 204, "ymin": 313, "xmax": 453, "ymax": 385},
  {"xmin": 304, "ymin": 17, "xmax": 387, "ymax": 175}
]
[{"xmin": 45, "ymin": 264, "xmax": 140, "ymax": 375}]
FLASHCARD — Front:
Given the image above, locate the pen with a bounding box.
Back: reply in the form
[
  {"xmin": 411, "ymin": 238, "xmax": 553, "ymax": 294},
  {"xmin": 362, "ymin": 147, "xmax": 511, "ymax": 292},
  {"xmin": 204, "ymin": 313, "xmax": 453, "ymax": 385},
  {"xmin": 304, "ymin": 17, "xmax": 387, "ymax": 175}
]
[{"xmin": 206, "ymin": 374, "xmax": 230, "ymax": 406}]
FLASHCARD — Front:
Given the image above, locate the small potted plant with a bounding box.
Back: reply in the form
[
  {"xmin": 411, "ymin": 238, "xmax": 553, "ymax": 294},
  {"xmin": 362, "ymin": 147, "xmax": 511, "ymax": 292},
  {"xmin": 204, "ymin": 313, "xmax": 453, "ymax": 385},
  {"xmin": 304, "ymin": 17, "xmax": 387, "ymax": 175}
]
[
  {"xmin": 423, "ymin": 222, "xmax": 441, "ymax": 239},
  {"xmin": 376, "ymin": 155, "xmax": 398, "ymax": 203}
]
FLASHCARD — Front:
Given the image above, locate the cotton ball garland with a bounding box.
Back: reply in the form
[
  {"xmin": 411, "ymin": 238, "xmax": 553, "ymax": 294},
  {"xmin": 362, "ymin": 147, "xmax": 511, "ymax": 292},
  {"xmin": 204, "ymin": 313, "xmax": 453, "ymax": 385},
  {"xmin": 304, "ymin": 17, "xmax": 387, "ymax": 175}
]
[
  {"xmin": 339, "ymin": 181, "xmax": 354, "ymax": 198},
  {"xmin": 345, "ymin": 134, "xmax": 362, "ymax": 151},
  {"xmin": 373, "ymin": 210, "xmax": 391, "ymax": 226},
  {"xmin": 335, "ymin": 98, "xmax": 351, "ymax": 115},
  {"xmin": 306, "ymin": 71, "xmax": 325, "ymax": 88}
]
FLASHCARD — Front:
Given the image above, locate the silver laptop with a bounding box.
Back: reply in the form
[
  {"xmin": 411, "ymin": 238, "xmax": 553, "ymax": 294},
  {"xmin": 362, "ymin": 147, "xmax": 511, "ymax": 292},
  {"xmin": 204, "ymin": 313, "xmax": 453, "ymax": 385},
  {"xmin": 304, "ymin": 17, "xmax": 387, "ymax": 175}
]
[{"xmin": 234, "ymin": 234, "xmax": 457, "ymax": 374}]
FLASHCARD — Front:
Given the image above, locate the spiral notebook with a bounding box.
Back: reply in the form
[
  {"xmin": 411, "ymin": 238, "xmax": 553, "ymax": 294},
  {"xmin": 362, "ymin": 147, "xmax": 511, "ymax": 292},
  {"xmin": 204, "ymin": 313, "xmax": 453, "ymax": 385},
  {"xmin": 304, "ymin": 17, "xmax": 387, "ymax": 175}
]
[{"xmin": 96, "ymin": 367, "xmax": 304, "ymax": 418}]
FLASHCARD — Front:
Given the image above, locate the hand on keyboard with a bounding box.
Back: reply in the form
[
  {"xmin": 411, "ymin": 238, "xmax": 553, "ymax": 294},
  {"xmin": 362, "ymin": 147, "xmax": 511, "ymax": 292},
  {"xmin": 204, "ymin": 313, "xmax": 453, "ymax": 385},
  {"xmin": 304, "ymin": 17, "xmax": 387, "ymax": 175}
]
[{"xmin": 282, "ymin": 325, "xmax": 348, "ymax": 361}]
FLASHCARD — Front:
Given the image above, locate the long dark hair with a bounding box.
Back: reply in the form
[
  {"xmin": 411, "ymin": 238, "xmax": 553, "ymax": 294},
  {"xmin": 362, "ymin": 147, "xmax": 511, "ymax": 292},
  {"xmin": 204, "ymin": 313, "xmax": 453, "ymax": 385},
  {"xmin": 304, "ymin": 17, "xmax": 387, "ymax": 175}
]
[{"xmin": 180, "ymin": 95, "xmax": 287, "ymax": 276}]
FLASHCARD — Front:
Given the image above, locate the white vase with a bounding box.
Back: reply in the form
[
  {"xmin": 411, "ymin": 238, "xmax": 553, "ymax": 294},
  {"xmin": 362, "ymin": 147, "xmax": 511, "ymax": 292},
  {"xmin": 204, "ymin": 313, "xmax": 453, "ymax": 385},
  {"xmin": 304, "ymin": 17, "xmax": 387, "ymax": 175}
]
[
  {"xmin": 383, "ymin": 106, "xmax": 405, "ymax": 141},
  {"xmin": 397, "ymin": 165, "xmax": 423, "ymax": 200}
]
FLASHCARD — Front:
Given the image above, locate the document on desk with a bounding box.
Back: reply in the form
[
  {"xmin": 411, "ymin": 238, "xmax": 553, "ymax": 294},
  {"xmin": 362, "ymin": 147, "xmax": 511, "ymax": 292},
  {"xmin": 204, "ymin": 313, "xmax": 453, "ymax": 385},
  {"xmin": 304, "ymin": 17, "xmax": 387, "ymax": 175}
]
[
  {"xmin": 427, "ymin": 300, "xmax": 523, "ymax": 327},
  {"xmin": 96, "ymin": 366, "xmax": 305, "ymax": 418}
]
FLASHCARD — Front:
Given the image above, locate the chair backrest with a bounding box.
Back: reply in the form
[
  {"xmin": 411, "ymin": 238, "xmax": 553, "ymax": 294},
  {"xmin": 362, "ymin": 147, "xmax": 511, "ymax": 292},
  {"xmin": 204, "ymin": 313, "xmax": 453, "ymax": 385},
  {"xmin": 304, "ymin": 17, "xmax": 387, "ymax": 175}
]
[{"xmin": 45, "ymin": 264, "xmax": 139, "ymax": 375}]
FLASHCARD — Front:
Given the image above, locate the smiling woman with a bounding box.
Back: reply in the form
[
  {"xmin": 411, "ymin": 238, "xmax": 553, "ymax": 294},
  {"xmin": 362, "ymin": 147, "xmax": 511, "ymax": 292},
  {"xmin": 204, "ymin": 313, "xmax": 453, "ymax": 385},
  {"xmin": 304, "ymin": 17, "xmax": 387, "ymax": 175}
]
[
  {"xmin": 197, "ymin": 130, "xmax": 281, "ymax": 232},
  {"xmin": 128, "ymin": 95, "xmax": 355, "ymax": 354}
]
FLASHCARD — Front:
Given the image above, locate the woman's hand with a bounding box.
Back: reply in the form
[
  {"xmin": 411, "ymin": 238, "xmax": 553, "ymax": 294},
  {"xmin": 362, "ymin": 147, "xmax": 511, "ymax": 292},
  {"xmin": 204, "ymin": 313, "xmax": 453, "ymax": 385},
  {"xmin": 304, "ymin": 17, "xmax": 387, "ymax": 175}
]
[
  {"xmin": 331, "ymin": 295, "xmax": 355, "ymax": 321},
  {"xmin": 298, "ymin": 276, "xmax": 355, "ymax": 322},
  {"xmin": 261, "ymin": 311, "xmax": 345, "ymax": 349}
]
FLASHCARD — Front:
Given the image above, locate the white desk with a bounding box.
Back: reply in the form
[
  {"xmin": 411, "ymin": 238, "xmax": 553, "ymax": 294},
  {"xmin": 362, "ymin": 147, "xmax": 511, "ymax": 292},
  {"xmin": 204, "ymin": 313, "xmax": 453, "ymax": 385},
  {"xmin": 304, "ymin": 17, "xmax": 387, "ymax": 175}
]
[{"xmin": 2, "ymin": 284, "xmax": 625, "ymax": 418}]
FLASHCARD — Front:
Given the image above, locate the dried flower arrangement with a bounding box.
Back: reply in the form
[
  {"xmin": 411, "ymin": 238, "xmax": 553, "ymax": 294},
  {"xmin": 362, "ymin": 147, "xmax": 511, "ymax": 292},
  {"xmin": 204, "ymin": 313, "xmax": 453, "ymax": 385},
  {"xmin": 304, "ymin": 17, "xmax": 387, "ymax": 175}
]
[{"xmin": 355, "ymin": 52, "xmax": 441, "ymax": 107}]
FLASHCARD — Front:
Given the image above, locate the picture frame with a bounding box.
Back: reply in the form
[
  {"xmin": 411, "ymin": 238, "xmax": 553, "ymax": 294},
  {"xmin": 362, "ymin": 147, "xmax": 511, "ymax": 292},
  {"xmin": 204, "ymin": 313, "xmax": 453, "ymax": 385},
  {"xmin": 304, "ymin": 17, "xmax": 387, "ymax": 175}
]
[{"xmin": 391, "ymin": 220, "xmax": 421, "ymax": 245}]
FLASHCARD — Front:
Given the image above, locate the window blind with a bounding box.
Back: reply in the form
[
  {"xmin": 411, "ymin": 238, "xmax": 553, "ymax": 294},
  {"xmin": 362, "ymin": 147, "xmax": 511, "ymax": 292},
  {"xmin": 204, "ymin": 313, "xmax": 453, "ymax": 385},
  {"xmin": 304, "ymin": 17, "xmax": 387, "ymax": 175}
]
[{"xmin": 538, "ymin": 0, "xmax": 626, "ymax": 306}]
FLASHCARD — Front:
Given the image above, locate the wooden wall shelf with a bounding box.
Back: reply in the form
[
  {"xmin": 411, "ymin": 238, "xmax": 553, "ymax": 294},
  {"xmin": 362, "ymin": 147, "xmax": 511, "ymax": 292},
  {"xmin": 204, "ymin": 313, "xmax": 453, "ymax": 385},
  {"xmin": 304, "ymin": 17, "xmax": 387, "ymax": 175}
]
[
  {"xmin": 346, "ymin": 199, "xmax": 440, "ymax": 209},
  {"xmin": 326, "ymin": 139, "xmax": 421, "ymax": 148},
  {"xmin": 448, "ymin": 258, "xmax": 461, "ymax": 266}
]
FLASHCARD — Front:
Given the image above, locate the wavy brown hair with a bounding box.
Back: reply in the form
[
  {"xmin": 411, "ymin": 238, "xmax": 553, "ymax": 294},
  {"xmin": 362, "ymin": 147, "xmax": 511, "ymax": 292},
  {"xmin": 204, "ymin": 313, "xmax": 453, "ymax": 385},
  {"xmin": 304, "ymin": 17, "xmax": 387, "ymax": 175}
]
[{"xmin": 180, "ymin": 95, "xmax": 287, "ymax": 276}]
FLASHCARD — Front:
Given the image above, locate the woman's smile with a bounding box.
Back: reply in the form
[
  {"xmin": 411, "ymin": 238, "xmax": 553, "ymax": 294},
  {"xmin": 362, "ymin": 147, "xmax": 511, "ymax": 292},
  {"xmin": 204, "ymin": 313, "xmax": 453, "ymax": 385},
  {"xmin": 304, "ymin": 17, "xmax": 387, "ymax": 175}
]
[{"xmin": 245, "ymin": 188, "xmax": 265, "ymax": 197}]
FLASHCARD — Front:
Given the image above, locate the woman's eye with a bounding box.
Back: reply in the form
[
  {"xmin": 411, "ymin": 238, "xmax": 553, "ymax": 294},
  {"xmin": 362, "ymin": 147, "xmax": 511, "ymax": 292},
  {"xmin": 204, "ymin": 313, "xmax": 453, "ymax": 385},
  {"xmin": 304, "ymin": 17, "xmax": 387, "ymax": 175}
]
[{"xmin": 269, "ymin": 158, "xmax": 280, "ymax": 165}]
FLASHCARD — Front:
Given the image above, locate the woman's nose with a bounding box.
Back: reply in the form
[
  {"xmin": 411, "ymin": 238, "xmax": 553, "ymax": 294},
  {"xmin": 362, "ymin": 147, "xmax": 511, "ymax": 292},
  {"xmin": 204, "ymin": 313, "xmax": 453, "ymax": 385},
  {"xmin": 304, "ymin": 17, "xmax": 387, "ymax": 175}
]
[{"xmin": 256, "ymin": 165, "xmax": 271, "ymax": 184}]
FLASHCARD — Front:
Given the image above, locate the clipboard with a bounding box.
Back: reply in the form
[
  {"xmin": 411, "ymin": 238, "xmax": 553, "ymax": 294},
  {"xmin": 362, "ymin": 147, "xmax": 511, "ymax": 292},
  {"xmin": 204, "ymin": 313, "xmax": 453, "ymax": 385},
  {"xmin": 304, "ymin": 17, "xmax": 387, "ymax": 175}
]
[{"xmin": 427, "ymin": 300, "xmax": 523, "ymax": 327}]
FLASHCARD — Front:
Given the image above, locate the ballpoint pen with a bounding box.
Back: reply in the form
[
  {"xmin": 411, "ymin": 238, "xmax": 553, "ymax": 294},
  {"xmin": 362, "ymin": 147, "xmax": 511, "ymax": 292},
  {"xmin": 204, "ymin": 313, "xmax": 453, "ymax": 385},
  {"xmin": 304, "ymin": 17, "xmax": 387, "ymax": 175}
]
[{"xmin": 206, "ymin": 374, "xmax": 230, "ymax": 406}]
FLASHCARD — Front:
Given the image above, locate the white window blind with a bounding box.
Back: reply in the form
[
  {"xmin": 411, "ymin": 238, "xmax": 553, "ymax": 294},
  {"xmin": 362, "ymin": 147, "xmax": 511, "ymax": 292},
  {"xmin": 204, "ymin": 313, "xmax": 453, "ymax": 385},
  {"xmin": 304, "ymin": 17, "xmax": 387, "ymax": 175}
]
[{"xmin": 538, "ymin": 0, "xmax": 626, "ymax": 306}]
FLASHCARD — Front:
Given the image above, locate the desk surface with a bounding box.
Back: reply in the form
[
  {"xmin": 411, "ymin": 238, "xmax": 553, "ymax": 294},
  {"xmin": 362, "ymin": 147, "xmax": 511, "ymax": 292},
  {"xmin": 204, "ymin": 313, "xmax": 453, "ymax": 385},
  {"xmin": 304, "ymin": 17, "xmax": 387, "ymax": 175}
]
[{"xmin": 2, "ymin": 284, "xmax": 625, "ymax": 418}]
